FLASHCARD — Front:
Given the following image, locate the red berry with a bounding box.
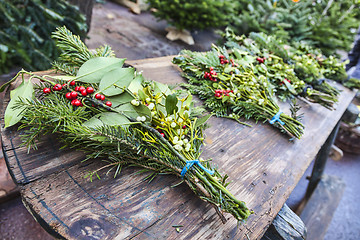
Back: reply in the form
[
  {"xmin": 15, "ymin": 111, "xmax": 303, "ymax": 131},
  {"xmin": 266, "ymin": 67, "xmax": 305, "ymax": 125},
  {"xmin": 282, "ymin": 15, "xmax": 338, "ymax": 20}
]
[
  {"xmin": 219, "ymin": 55, "xmax": 224, "ymax": 59},
  {"xmin": 95, "ymin": 93, "xmax": 101, "ymax": 100},
  {"xmin": 81, "ymin": 90, "xmax": 87, "ymax": 96},
  {"xmin": 74, "ymin": 86, "xmax": 79, "ymax": 91},
  {"xmin": 43, "ymin": 88, "xmax": 51, "ymax": 94},
  {"xmin": 69, "ymin": 80, "xmax": 76, "ymax": 86},
  {"xmin": 182, "ymin": 125, "xmax": 186, "ymax": 129},
  {"xmin": 53, "ymin": 84, "xmax": 62, "ymax": 91},
  {"xmin": 210, "ymin": 67, "xmax": 214, "ymax": 71},
  {"xmin": 224, "ymin": 60, "xmax": 229, "ymax": 64},
  {"xmin": 86, "ymin": 87, "xmax": 94, "ymax": 94},
  {"xmin": 105, "ymin": 101, "xmax": 112, "ymax": 107},
  {"xmin": 160, "ymin": 133, "xmax": 165, "ymax": 137},
  {"xmin": 100, "ymin": 95, "xmax": 105, "ymax": 101},
  {"xmin": 70, "ymin": 91, "xmax": 78, "ymax": 99},
  {"xmin": 215, "ymin": 89, "xmax": 221, "ymax": 93},
  {"xmin": 65, "ymin": 92, "xmax": 72, "ymax": 100},
  {"xmin": 215, "ymin": 92, "xmax": 221, "ymax": 98},
  {"xmin": 78, "ymin": 86, "xmax": 85, "ymax": 92},
  {"xmin": 72, "ymin": 99, "xmax": 81, "ymax": 107},
  {"xmin": 62, "ymin": 83, "xmax": 67, "ymax": 87}
]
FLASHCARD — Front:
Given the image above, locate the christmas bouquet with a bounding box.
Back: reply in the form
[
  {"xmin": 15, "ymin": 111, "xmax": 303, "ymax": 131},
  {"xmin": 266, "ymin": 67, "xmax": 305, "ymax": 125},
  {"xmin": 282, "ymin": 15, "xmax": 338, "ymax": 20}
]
[
  {"xmin": 224, "ymin": 30, "xmax": 339, "ymax": 109},
  {"xmin": 173, "ymin": 49, "xmax": 304, "ymax": 139},
  {"xmin": 0, "ymin": 27, "xmax": 252, "ymax": 223}
]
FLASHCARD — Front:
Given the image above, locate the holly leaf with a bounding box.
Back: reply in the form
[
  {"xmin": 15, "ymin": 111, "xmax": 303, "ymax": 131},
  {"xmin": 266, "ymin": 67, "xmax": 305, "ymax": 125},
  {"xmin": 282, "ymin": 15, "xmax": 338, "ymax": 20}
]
[
  {"xmin": 99, "ymin": 68, "xmax": 135, "ymax": 96},
  {"xmin": 165, "ymin": 94, "xmax": 178, "ymax": 115},
  {"xmin": 4, "ymin": 80, "xmax": 34, "ymax": 128},
  {"xmin": 83, "ymin": 112, "xmax": 130, "ymax": 128},
  {"xmin": 76, "ymin": 57, "xmax": 125, "ymax": 83}
]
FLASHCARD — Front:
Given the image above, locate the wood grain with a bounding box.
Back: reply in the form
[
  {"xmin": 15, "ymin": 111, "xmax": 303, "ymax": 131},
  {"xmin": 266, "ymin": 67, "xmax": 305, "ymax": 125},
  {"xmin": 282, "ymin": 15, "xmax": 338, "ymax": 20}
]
[{"xmin": 0, "ymin": 56, "xmax": 356, "ymax": 239}]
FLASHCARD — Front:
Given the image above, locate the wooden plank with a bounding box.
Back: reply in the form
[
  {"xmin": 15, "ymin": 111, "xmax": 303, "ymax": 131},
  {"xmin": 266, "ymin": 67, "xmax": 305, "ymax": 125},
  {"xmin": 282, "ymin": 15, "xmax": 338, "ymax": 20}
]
[
  {"xmin": 0, "ymin": 57, "xmax": 356, "ymax": 239},
  {"xmin": 299, "ymin": 175, "xmax": 345, "ymax": 240},
  {"xmin": 261, "ymin": 204, "xmax": 306, "ymax": 240}
]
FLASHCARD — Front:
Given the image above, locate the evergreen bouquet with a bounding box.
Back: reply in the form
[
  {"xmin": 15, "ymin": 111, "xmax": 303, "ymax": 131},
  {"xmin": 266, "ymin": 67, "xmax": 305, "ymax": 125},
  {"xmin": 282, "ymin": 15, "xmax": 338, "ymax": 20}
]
[
  {"xmin": 223, "ymin": 30, "xmax": 340, "ymax": 109},
  {"xmin": 0, "ymin": 27, "xmax": 252, "ymax": 223},
  {"xmin": 0, "ymin": 0, "xmax": 87, "ymax": 74},
  {"xmin": 173, "ymin": 48, "xmax": 304, "ymax": 139}
]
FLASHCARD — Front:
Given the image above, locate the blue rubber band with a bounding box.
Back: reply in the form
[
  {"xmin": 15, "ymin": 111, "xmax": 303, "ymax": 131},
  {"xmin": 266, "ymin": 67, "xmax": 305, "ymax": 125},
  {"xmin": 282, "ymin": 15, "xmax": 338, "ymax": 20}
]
[
  {"xmin": 269, "ymin": 110, "xmax": 285, "ymax": 125},
  {"xmin": 181, "ymin": 160, "xmax": 215, "ymax": 178}
]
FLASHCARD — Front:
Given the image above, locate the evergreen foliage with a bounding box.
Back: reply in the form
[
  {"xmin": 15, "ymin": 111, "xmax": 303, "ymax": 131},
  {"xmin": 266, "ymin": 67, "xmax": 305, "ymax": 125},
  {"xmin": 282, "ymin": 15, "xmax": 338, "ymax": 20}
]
[
  {"xmin": 146, "ymin": 0, "xmax": 234, "ymax": 30},
  {"xmin": 228, "ymin": 0, "xmax": 360, "ymax": 56},
  {"xmin": 0, "ymin": 0, "xmax": 87, "ymax": 74}
]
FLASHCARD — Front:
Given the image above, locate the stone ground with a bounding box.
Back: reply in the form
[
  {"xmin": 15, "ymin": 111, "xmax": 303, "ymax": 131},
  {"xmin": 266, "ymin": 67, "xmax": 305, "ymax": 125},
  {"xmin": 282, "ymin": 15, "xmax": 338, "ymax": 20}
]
[{"xmin": 0, "ymin": 1, "xmax": 360, "ymax": 239}]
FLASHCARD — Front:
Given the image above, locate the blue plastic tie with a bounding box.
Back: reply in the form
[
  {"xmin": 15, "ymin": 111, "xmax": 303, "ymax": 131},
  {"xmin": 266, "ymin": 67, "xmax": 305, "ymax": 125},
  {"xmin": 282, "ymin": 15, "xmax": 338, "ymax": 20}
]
[
  {"xmin": 269, "ymin": 110, "xmax": 285, "ymax": 125},
  {"xmin": 181, "ymin": 160, "xmax": 215, "ymax": 178}
]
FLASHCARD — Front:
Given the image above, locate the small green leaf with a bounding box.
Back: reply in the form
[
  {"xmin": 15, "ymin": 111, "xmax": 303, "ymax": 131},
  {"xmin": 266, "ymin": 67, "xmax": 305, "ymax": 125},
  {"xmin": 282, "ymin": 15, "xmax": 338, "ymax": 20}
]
[
  {"xmin": 83, "ymin": 112, "xmax": 130, "ymax": 128},
  {"xmin": 283, "ymin": 80, "xmax": 297, "ymax": 95},
  {"xmin": 107, "ymin": 92, "xmax": 135, "ymax": 108},
  {"xmin": 154, "ymin": 81, "xmax": 172, "ymax": 96},
  {"xmin": 99, "ymin": 68, "xmax": 135, "ymax": 96},
  {"xmin": 137, "ymin": 89, "xmax": 147, "ymax": 101},
  {"xmin": 194, "ymin": 114, "xmax": 212, "ymax": 129},
  {"xmin": 116, "ymin": 103, "xmax": 152, "ymax": 122},
  {"xmin": 77, "ymin": 57, "xmax": 125, "ymax": 83},
  {"xmin": 165, "ymin": 94, "xmax": 178, "ymax": 116},
  {"xmin": 50, "ymin": 75, "xmax": 76, "ymax": 81},
  {"xmin": 128, "ymin": 74, "xmax": 144, "ymax": 93},
  {"xmin": 4, "ymin": 80, "xmax": 34, "ymax": 128},
  {"xmin": 222, "ymin": 95, "xmax": 230, "ymax": 103}
]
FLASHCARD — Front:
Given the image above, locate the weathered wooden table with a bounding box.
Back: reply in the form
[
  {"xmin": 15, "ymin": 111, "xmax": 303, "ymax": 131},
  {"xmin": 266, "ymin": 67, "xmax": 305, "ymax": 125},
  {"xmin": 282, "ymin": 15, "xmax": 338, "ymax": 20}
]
[{"xmin": 1, "ymin": 56, "xmax": 356, "ymax": 239}]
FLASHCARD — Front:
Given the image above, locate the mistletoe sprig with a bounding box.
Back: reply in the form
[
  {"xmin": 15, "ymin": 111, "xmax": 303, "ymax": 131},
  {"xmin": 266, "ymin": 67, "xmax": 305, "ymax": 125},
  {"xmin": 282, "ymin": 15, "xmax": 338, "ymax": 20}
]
[
  {"xmin": 173, "ymin": 49, "xmax": 304, "ymax": 139},
  {"xmin": 0, "ymin": 27, "xmax": 253, "ymax": 223}
]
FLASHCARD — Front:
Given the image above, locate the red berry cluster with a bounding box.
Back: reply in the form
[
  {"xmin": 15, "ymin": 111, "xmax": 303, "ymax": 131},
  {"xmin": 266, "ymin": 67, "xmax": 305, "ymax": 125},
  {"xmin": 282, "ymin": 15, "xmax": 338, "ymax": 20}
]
[
  {"xmin": 203, "ymin": 67, "xmax": 217, "ymax": 82},
  {"xmin": 219, "ymin": 55, "xmax": 229, "ymax": 64},
  {"xmin": 256, "ymin": 57, "xmax": 265, "ymax": 64},
  {"xmin": 43, "ymin": 81, "xmax": 112, "ymax": 108},
  {"xmin": 279, "ymin": 78, "xmax": 291, "ymax": 85},
  {"xmin": 214, "ymin": 89, "xmax": 233, "ymax": 98},
  {"xmin": 95, "ymin": 93, "xmax": 112, "ymax": 107}
]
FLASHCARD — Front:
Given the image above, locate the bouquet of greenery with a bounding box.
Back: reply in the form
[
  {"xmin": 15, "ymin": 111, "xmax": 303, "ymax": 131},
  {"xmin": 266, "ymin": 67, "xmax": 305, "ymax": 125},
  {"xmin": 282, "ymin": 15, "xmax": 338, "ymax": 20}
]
[
  {"xmin": 173, "ymin": 48, "xmax": 304, "ymax": 139},
  {"xmin": 223, "ymin": 30, "xmax": 340, "ymax": 109},
  {"xmin": 0, "ymin": 27, "xmax": 252, "ymax": 223}
]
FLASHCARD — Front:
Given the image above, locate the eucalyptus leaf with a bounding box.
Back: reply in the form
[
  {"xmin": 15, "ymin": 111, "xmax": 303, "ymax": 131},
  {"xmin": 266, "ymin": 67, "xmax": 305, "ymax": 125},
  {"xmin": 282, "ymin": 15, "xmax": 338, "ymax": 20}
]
[
  {"xmin": 99, "ymin": 68, "xmax": 135, "ymax": 96},
  {"xmin": 77, "ymin": 57, "xmax": 125, "ymax": 83},
  {"xmin": 194, "ymin": 114, "xmax": 212, "ymax": 129},
  {"xmin": 4, "ymin": 80, "xmax": 34, "ymax": 128},
  {"xmin": 83, "ymin": 112, "xmax": 130, "ymax": 128},
  {"xmin": 165, "ymin": 94, "xmax": 178, "ymax": 116}
]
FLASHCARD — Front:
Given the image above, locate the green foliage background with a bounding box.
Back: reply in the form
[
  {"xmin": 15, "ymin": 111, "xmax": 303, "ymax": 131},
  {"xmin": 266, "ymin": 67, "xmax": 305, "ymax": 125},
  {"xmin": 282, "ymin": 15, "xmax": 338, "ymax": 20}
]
[
  {"xmin": 146, "ymin": 0, "xmax": 234, "ymax": 31},
  {"xmin": 0, "ymin": 0, "xmax": 87, "ymax": 74},
  {"xmin": 228, "ymin": 0, "xmax": 360, "ymax": 56}
]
